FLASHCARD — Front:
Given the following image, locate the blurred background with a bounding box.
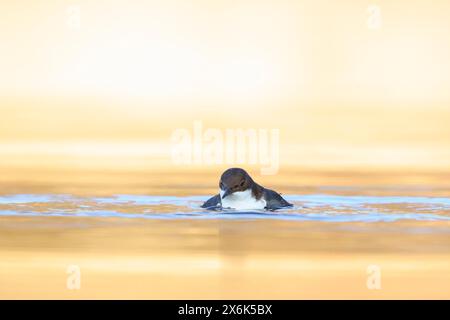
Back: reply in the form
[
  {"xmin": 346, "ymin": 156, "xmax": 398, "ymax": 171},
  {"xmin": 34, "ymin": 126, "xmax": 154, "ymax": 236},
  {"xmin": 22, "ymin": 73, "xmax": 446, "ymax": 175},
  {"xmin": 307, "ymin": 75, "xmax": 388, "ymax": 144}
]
[{"xmin": 1, "ymin": 0, "xmax": 449, "ymax": 192}]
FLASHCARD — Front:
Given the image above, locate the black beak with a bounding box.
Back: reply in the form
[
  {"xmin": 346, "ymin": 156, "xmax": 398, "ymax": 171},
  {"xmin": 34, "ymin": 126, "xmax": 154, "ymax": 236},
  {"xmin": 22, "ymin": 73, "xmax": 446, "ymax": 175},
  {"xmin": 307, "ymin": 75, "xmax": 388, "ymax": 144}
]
[{"xmin": 222, "ymin": 188, "xmax": 232, "ymax": 199}]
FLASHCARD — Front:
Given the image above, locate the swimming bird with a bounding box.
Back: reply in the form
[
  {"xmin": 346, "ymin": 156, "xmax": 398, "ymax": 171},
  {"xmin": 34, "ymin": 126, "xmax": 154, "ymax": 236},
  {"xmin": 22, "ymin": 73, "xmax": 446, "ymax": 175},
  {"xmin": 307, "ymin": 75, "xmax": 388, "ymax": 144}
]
[{"xmin": 201, "ymin": 168, "xmax": 293, "ymax": 210}]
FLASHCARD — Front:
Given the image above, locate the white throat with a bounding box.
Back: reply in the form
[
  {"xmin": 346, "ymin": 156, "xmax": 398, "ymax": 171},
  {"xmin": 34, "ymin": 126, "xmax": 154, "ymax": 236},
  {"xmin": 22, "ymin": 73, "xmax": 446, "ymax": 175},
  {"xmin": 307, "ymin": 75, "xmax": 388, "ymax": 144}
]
[{"xmin": 220, "ymin": 189, "xmax": 266, "ymax": 210}]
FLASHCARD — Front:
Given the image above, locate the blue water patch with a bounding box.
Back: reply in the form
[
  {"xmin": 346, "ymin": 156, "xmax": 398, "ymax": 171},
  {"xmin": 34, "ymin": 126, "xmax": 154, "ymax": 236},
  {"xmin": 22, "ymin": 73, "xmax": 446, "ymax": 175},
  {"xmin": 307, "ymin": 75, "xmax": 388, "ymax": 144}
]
[
  {"xmin": 0, "ymin": 194, "xmax": 449, "ymax": 223},
  {"xmin": 1, "ymin": 193, "xmax": 449, "ymax": 205},
  {"xmin": 286, "ymin": 194, "xmax": 450, "ymax": 205}
]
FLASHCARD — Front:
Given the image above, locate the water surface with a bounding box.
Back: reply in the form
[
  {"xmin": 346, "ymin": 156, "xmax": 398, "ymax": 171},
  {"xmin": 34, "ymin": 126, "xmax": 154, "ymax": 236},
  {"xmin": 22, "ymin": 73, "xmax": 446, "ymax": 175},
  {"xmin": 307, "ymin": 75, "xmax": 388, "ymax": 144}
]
[
  {"xmin": 1, "ymin": 175, "xmax": 449, "ymax": 299},
  {"xmin": 1, "ymin": 193, "xmax": 449, "ymax": 223}
]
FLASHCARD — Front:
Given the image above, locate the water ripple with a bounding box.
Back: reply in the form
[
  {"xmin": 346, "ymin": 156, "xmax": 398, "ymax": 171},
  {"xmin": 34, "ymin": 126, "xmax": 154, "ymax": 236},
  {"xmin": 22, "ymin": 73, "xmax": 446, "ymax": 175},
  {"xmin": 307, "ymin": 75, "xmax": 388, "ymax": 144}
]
[{"xmin": 0, "ymin": 194, "xmax": 449, "ymax": 222}]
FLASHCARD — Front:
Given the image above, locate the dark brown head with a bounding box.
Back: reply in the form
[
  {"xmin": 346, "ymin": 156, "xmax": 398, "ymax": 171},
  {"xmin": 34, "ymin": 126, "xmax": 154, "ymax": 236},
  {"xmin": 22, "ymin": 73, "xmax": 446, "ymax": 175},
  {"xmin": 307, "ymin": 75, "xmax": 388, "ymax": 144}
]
[{"xmin": 219, "ymin": 168, "xmax": 253, "ymax": 199}]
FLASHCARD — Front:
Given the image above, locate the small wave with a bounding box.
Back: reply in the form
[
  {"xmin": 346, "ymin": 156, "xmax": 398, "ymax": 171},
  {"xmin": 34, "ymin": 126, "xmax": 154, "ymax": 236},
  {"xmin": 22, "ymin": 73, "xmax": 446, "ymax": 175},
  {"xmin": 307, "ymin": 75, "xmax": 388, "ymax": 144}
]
[{"xmin": 0, "ymin": 194, "xmax": 449, "ymax": 222}]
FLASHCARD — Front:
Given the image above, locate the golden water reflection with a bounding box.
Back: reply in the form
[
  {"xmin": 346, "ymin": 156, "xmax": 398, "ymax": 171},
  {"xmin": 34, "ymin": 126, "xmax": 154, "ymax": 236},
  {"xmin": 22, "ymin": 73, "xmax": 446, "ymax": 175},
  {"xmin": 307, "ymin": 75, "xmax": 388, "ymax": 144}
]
[{"xmin": 1, "ymin": 215, "xmax": 449, "ymax": 299}]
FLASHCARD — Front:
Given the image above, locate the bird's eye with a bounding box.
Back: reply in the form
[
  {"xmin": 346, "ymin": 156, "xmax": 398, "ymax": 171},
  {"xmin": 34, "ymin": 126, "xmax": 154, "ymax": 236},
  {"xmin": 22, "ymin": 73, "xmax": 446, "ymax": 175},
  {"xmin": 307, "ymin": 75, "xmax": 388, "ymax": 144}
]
[{"xmin": 240, "ymin": 181, "xmax": 245, "ymax": 187}]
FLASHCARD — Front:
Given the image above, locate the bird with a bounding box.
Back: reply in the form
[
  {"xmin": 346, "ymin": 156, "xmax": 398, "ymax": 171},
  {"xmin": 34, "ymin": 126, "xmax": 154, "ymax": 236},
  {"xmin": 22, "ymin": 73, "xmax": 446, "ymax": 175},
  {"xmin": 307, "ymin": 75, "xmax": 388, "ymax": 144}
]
[{"xmin": 201, "ymin": 168, "xmax": 293, "ymax": 211}]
